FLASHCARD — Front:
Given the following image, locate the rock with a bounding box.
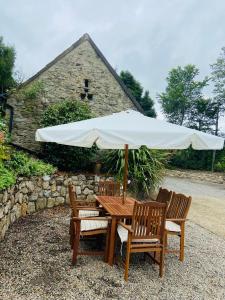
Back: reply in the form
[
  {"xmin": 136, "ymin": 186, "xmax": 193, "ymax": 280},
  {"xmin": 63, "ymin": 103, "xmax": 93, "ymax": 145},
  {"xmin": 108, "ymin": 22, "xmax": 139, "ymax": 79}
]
[
  {"xmin": 63, "ymin": 179, "xmax": 70, "ymax": 186},
  {"xmin": 43, "ymin": 190, "xmax": 51, "ymax": 198},
  {"xmin": 56, "ymin": 176, "xmax": 64, "ymax": 184},
  {"xmin": 71, "ymin": 176, "xmax": 78, "ymax": 181},
  {"xmin": 26, "ymin": 181, "xmax": 35, "ymax": 192},
  {"xmin": 78, "ymin": 174, "xmax": 86, "ymax": 181},
  {"xmin": 3, "ymin": 191, "xmax": 8, "ymax": 203},
  {"xmin": 4, "ymin": 201, "xmax": 11, "ymax": 214},
  {"xmin": 21, "ymin": 203, "xmax": 27, "ymax": 216},
  {"xmin": 0, "ymin": 206, "xmax": 4, "ymax": 219},
  {"xmin": 83, "ymin": 188, "xmax": 93, "ymax": 195},
  {"xmin": 36, "ymin": 198, "xmax": 47, "ymax": 210},
  {"xmin": 51, "ymin": 183, "xmax": 56, "ymax": 192},
  {"xmin": 27, "ymin": 202, "xmax": 36, "ymax": 213},
  {"xmin": 55, "ymin": 197, "xmax": 65, "ymax": 205},
  {"xmin": 18, "ymin": 193, "xmax": 23, "ymax": 204},
  {"xmin": 75, "ymin": 186, "xmax": 81, "ymax": 195},
  {"xmin": 21, "ymin": 187, "xmax": 29, "ymax": 194},
  {"xmin": 47, "ymin": 198, "xmax": 55, "ymax": 208},
  {"xmin": 61, "ymin": 186, "xmax": 66, "ymax": 196},
  {"xmin": 52, "ymin": 191, "xmax": 60, "ymax": 197},
  {"xmin": 43, "ymin": 175, "xmax": 51, "ymax": 181},
  {"xmin": 87, "ymin": 194, "xmax": 95, "ymax": 201},
  {"xmin": 15, "ymin": 203, "xmax": 21, "ymax": 219},
  {"xmin": 65, "ymin": 194, "xmax": 70, "ymax": 204},
  {"xmin": 43, "ymin": 181, "xmax": 50, "ymax": 189},
  {"xmin": 29, "ymin": 193, "xmax": 38, "ymax": 202}
]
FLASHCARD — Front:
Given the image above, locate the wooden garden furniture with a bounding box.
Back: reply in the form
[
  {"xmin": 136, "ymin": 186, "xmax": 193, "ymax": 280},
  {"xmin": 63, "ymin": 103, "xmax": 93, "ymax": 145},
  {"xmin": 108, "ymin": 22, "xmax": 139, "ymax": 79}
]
[
  {"xmin": 96, "ymin": 195, "xmax": 137, "ymax": 266},
  {"xmin": 68, "ymin": 185, "xmax": 111, "ymax": 264},
  {"xmin": 98, "ymin": 180, "xmax": 121, "ymax": 196},
  {"xmin": 117, "ymin": 201, "xmax": 167, "ymax": 281},
  {"xmin": 165, "ymin": 192, "xmax": 192, "ymax": 261},
  {"xmin": 156, "ymin": 187, "xmax": 173, "ymax": 204}
]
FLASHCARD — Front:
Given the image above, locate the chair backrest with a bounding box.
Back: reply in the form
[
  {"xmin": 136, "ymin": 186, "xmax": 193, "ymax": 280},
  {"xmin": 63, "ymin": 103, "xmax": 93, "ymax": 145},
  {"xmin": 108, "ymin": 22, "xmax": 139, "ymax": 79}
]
[
  {"xmin": 68, "ymin": 184, "xmax": 78, "ymax": 217},
  {"xmin": 98, "ymin": 180, "xmax": 121, "ymax": 196},
  {"xmin": 156, "ymin": 187, "xmax": 173, "ymax": 204},
  {"xmin": 166, "ymin": 192, "xmax": 192, "ymax": 220},
  {"xmin": 131, "ymin": 201, "xmax": 167, "ymax": 241}
]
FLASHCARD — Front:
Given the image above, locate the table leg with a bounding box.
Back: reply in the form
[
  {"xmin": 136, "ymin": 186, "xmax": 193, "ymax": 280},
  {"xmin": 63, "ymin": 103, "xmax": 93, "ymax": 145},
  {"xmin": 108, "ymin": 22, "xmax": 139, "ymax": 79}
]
[{"xmin": 108, "ymin": 217, "xmax": 117, "ymax": 266}]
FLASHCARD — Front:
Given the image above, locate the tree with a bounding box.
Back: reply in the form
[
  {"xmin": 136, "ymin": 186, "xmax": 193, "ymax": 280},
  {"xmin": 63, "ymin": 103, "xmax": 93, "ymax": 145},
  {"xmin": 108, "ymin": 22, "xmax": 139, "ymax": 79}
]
[
  {"xmin": 120, "ymin": 70, "xmax": 156, "ymax": 117},
  {"xmin": 210, "ymin": 47, "xmax": 225, "ymax": 136},
  {"xmin": 140, "ymin": 91, "xmax": 157, "ymax": 118},
  {"xmin": 0, "ymin": 37, "xmax": 16, "ymax": 93},
  {"xmin": 158, "ymin": 65, "xmax": 208, "ymax": 125},
  {"xmin": 187, "ymin": 97, "xmax": 216, "ymax": 132}
]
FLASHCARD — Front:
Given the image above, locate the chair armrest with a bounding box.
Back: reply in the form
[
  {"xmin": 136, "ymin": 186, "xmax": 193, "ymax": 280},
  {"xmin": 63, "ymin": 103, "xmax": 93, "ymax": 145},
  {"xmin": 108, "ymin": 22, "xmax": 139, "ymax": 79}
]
[
  {"xmin": 166, "ymin": 218, "xmax": 186, "ymax": 222},
  {"xmin": 76, "ymin": 207, "xmax": 104, "ymax": 211},
  {"xmin": 72, "ymin": 216, "xmax": 111, "ymax": 221},
  {"xmin": 118, "ymin": 221, "xmax": 133, "ymax": 233}
]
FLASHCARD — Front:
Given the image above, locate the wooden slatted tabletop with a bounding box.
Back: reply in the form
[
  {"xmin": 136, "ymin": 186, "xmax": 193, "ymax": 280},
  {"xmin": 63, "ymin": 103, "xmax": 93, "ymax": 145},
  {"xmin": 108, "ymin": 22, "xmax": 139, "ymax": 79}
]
[{"xmin": 97, "ymin": 196, "xmax": 136, "ymax": 217}]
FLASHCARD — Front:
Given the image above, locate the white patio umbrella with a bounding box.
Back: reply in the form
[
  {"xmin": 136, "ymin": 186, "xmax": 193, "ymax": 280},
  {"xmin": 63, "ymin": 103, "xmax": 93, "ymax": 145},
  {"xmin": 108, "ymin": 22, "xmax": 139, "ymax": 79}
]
[{"xmin": 36, "ymin": 110, "xmax": 224, "ymax": 203}]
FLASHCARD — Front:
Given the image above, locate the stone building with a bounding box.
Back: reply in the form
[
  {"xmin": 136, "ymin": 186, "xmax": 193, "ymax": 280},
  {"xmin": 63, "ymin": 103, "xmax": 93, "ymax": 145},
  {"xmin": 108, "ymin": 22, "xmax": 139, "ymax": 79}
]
[{"xmin": 8, "ymin": 33, "xmax": 142, "ymax": 152}]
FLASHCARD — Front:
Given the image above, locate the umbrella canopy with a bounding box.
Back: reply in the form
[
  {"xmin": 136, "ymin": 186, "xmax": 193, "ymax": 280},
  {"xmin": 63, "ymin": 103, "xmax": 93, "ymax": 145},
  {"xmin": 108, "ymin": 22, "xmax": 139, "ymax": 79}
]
[{"xmin": 36, "ymin": 110, "xmax": 224, "ymax": 150}]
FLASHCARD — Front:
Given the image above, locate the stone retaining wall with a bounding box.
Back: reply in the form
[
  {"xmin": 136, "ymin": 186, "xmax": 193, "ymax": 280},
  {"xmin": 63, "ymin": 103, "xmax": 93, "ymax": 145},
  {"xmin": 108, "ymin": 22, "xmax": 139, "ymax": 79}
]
[
  {"xmin": 0, "ymin": 173, "xmax": 113, "ymax": 241},
  {"xmin": 166, "ymin": 169, "xmax": 225, "ymax": 185}
]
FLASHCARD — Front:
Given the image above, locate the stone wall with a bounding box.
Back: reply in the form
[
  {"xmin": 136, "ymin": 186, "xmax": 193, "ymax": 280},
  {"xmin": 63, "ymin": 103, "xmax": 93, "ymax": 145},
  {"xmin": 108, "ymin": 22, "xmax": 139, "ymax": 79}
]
[
  {"xmin": 166, "ymin": 169, "xmax": 225, "ymax": 185},
  {"xmin": 8, "ymin": 34, "xmax": 138, "ymax": 152},
  {"xmin": 0, "ymin": 173, "xmax": 113, "ymax": 241}
]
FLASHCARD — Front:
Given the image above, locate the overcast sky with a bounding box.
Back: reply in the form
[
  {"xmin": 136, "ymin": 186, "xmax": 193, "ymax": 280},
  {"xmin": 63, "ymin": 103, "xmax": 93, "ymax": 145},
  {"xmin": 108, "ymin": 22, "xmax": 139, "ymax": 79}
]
[{"xmin": 1, "ymin": 0, "xmax": 225, "ymax": 131}]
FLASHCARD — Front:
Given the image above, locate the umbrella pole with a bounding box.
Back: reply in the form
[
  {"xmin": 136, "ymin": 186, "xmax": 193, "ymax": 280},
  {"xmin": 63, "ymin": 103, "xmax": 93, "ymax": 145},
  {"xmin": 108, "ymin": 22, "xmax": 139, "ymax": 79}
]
[{"xmin": 123, "ymin": 144, "xmax": 129, "ymax": 204}]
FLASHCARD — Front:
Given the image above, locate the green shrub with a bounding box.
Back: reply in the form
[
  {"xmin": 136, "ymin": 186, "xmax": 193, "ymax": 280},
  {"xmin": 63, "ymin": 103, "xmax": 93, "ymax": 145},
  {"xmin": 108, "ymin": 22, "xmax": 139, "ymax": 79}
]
[
  {"xmin": 6, "ymin": 151, "xmax": 56, "ymax": 176},
  {"xmin": 170, "ymin": 147, "xmax": 225, "ymax": 171},
  {"xmin": 103, "ymin": 147, "xmax": 168, "ymax": 198},
  {"xmin": 41, "ymin": 99, "xmax": 96, "ymax": 171},
  {"xmin": 0, "ymin": 162, "xmax": 16, "ymax": 190}
]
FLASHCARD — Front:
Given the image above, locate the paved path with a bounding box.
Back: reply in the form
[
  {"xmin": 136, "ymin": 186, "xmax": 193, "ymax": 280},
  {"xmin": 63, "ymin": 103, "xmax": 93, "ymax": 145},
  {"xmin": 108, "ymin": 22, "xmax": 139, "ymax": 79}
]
[{"xmin": 161, "ymin": 176, "xmax": 225, "ymax": 238}]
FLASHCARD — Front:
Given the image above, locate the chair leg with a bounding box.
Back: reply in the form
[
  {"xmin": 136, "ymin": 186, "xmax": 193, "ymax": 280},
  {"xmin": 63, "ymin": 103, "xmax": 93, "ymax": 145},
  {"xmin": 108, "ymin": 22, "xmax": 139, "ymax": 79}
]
[
  {"xmin": 72, "ymin": 223, "xmax": 80, "ymax": 265},
  {"xmin": 179, "ymin": 224, "xmax": 185, "ymax": 262},
  {"xmin": 69, "ymin": 219, "xmax": 75, "ymax": 249},
  {"xmin": 159, "ymin": 247, "xmax": 165, "ymax": 277},
  {"xmin": 165, "ymin": 231, "xmax": 168, "ymax": 249},
  {"xmin": 104, "ymin": 227, "xmax": 110, "ymax": 263},
  {"xmin": 124, "ymin": 239, "xmax": 131, "ymax": 281}
]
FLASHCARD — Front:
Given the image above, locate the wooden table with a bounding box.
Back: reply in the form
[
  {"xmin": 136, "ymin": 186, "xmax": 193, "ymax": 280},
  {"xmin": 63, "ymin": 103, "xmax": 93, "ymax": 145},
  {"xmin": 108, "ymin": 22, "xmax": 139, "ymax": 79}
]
[{"xmin": 96, "ymin": 196, "xmax": 137, "ymax": 266}]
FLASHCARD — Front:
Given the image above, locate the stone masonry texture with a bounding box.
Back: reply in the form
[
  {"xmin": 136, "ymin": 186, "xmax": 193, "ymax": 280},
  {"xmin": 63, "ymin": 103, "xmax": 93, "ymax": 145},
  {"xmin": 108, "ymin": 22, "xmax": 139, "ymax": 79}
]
[{"xmin": 8, "ymin": 34, "xmax": 138, "ymax": 152}]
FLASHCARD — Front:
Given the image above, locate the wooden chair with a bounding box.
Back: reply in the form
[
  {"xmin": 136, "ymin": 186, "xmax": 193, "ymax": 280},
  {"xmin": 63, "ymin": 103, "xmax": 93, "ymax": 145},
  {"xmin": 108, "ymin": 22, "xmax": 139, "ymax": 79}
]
[
  {"xmin": 165, "ymin": 192, "xmax": 192, "ymax": 261},
  {"xmin": 156, "ymin": 187, "xmax": 173, "ymax": 204},
  {"xmin": 72, "ymin": 215, "xmax": 111, "ymax": 265},
  {"xmin": 68, "ymin": 184, "xmax": 100, "ymax": 218},
  {"xmin": 68, "ymin": 185, "xmax": 111, "ymax": 265},
  {"xmin": 98, "ymin": 180, "xmax": 121, "ymax": 196},
  {"xmin": 117, "ymin": 201, "xmax": 167, "ymax": 281},
  {"xmin": 68, "ymin": 185, "xmax": 103, "ymax": 248}
]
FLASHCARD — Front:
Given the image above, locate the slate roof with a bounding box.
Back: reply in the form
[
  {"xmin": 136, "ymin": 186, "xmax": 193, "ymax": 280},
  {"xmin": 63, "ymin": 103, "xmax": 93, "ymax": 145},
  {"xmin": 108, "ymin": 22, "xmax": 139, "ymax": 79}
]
[{"xmin": 23, "ymin": 33, "xmax": 143, "ymax": 113}]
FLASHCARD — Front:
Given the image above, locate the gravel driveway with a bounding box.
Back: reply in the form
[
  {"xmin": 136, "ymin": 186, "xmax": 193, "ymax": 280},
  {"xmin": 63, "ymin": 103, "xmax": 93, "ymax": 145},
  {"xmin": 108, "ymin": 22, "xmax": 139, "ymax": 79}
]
[{"xmin": 0, "ymin": 206, "xmax": 225, "ymax": 300}]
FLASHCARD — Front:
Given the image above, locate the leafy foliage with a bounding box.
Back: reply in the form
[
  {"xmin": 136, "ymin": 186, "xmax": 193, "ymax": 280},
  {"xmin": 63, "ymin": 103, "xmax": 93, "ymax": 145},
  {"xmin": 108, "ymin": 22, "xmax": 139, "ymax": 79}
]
[
  {"xmin": 158, "ymin": 65, "xmax": 208, "ymax": 125},
  {"xmin": 6, "ymin": 151, "xmax": 56, "ymax": 177},
  {"xmin": 22, "ymin": 81, "xmax": 44, "ymax": 100},
  {"xmin": 103, "ymin": 147, "xmax": 168, "ymax": 198},
  {"xmin": 211, "ymin": 47, "xmax": 225, "ymax": 135},
  {"xmin": 0, "ymin": 117, "xmax": 11, "ymax": 160},
  {"xmin": 120, "ymin": 70, "xmax": 156, "ymax": 117},
  {"xmin": 0, "ymin": 36, "xmax": 16, "ymax": 93},
  {"xmin": 41, "ymin": 99, "xmax": 96, "ymax": 171},
  {"xmin": 0, "ymin": 162, "xmax": 16, "ymax": 190}
]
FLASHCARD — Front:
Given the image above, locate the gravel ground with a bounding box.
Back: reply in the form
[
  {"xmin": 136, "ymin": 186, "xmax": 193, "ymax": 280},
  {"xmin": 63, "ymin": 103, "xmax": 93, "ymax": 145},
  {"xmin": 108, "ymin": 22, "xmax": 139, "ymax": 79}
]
[{"xmin": 0, "ymin": 206, "xmax": 225, "ymax": 300}]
